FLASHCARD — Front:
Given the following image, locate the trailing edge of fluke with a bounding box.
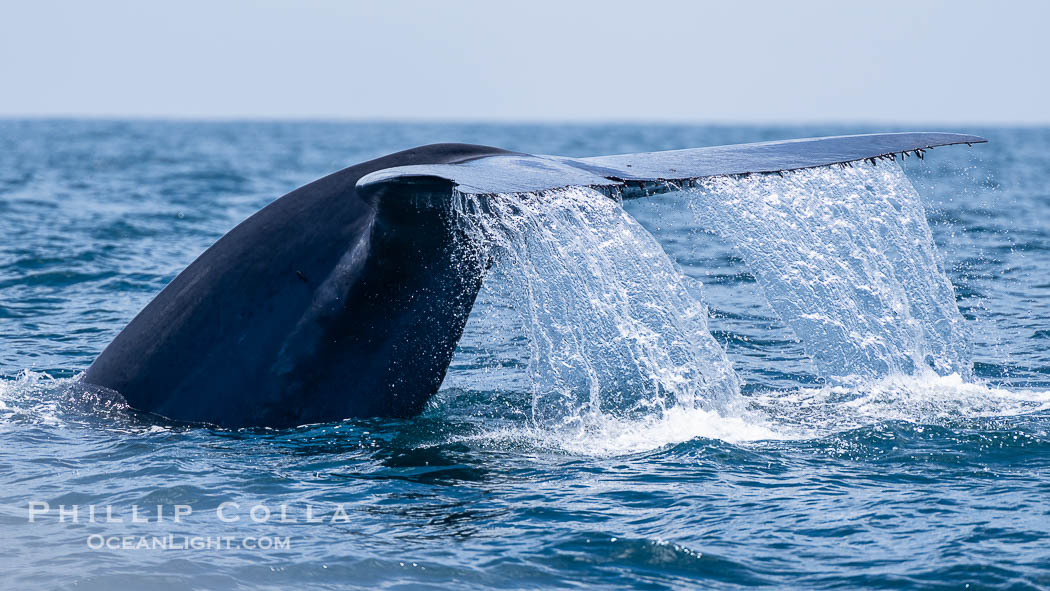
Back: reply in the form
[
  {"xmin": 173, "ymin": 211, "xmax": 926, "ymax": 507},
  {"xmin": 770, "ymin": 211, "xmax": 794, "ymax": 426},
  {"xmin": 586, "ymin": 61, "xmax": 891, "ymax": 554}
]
[
  {"xmin": 358, "ymin": 132, "xmax": 986, "ymax": 199},
  {"xmin": 80, "ymin": 132, "xmax": 985, "ymax": 428}
]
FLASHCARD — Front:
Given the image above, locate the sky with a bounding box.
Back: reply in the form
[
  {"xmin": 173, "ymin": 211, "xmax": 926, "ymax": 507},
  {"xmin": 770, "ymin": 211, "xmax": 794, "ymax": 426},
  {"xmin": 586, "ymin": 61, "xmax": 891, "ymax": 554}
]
[{"xmin": 1, "ymin": 0, "xmax": 1047, "ymax": 124}]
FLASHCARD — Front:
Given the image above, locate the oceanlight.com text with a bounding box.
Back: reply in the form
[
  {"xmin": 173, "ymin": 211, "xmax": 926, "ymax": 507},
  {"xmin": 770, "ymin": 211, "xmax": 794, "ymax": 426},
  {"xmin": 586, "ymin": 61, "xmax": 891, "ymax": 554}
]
[{"xmin": 86, "ymin": 534, "xmax": 292, "ymax": 551}]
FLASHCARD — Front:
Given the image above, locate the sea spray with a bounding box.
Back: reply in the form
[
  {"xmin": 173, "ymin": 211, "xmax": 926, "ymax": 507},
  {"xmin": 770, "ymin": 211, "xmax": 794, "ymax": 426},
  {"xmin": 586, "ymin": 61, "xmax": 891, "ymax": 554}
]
[
  {"xmin": 686, "ymin": 162, "xmax": 973, "ymax": 383},
  {"xmin": 451, "ymin": 186, "xmax": 740, "ymax": 430}
]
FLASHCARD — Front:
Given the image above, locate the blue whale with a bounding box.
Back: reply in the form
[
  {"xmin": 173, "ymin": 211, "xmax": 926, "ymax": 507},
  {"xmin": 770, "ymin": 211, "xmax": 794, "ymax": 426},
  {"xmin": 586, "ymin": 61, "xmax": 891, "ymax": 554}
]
[{"xmin": 81, "ymin": 133, "xmax": 985, "ymax": 428}]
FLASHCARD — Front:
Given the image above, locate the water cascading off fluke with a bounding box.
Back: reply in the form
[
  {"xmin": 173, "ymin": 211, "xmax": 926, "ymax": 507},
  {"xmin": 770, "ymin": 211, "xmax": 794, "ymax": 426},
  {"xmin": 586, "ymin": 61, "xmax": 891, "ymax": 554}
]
[
  {"xmin": 686, "ymin": 162, "xmax": 973, "ymax": 384},
  {"xmin": 452, "ymin": 187, "xmax": 742, "ymax": 429}
]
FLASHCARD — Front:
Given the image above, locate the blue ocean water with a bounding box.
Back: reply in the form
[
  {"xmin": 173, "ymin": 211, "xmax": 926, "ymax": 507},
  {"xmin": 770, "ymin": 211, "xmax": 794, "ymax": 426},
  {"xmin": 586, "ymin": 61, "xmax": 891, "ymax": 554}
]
[{"xmin": 2, "ymin": 120, "xmax": 1049, "ymax": 589}]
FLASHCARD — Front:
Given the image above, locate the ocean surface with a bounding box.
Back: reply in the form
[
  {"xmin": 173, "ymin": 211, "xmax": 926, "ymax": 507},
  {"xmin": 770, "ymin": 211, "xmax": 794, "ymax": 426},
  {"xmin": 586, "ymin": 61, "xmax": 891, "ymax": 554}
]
[{"xmin": 2, "ymin": 121, "xmax": 1049, "ymax": 590}]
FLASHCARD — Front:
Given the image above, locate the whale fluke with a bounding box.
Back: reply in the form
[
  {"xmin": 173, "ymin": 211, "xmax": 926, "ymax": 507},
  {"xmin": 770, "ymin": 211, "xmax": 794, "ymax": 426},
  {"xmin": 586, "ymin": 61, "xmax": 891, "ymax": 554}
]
[
  {"xmin": 81, "ymin": 133, "xmax": 985, "ymax": 428},
  {"xmin": 358, "ymin": 132, "xmax": 985, "ymax": 199}
]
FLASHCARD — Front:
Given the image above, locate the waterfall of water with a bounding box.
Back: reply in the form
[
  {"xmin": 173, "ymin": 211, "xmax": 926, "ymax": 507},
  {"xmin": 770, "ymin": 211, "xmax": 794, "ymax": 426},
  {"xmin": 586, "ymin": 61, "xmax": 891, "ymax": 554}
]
[
  {"xmin": 686, "ymin": 162, "xmax": 972, "ymax": 383},
  {"xmin": 452, "ymin": 186, "xmax": 741, "ymax": 430},
  {"xmin": 441, "ymin": 165, "xmax": 1027, "ymax": 454}
]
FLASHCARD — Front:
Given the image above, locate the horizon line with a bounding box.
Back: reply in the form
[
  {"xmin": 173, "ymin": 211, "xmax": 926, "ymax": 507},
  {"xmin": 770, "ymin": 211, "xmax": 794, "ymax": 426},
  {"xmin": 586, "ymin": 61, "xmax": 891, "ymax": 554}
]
[{"xmin": 1, "ymin": 113, "xmax": 1048, "ymax": 129}]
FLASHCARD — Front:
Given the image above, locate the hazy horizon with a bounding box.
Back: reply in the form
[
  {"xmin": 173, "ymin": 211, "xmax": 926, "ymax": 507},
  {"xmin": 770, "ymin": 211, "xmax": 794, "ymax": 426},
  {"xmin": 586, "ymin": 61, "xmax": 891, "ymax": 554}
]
[
  {"xmin": 2, "ymin": 0, "xmax": 1048, "ymax": 124},
  {"xmin": 4, "ymin": 116, "xmax": 1049, "ymax": 128}
]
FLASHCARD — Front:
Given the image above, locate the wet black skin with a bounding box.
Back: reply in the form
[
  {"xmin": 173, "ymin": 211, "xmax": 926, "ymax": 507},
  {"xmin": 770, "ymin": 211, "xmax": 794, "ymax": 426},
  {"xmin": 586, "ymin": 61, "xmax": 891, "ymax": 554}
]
[{"xmin": 82, "ymin": 144, "xmax": 511, "ymax": 428}]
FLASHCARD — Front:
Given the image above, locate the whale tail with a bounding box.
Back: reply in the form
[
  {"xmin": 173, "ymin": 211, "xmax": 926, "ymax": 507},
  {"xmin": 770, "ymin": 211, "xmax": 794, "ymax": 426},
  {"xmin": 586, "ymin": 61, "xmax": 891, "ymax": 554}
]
[{"xmin": 83, "ymin": 133, "xmax": 985, "ymax": 428}]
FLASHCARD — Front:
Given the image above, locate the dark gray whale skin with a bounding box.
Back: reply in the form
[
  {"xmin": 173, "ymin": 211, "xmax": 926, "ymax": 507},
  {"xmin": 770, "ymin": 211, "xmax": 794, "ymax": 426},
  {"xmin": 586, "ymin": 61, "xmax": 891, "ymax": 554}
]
[
  {"xmin": 82, "ymin": 133, "xmax": 985, "ymax": 428},
  {"xmin": 82, "ymin": 143, "xmax": 513, "ymax": 428}
]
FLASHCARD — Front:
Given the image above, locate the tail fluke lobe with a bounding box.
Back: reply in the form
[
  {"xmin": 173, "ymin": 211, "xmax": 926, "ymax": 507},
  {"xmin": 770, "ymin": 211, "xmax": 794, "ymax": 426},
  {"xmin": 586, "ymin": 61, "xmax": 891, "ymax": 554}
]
[{"xmin": 358, "ymin": 132, "xmax": 986, "ymax": 200}]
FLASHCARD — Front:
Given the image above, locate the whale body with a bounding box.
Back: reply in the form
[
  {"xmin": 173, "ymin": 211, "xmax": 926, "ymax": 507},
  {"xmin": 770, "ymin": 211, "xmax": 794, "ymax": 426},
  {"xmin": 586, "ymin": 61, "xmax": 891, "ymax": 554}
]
[{"xmin": 81, "ymin": 133, "xmax": 985, "ymax": 428}]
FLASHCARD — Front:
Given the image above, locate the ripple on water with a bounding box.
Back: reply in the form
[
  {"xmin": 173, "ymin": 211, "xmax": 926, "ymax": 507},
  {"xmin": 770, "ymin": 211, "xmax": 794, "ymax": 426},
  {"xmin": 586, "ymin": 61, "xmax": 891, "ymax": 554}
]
[{"xmin": 3, "ymin": 123, "xmax": 1050, "ymax": 589}]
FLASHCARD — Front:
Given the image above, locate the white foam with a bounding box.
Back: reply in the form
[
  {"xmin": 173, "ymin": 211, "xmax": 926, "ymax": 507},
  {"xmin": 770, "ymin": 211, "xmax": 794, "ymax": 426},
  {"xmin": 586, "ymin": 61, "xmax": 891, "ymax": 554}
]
[
  {"xmin": 750, "ymin": 372, "xmax": 1050, "ymax": 436},
  {"xmin": 454, "ymin": 403, "xmax": 785, "ymax": 456},
  {"xmin": 0, "ymin": 369, "xmax": 134, "ymax": 431},
  {"xmin": 454, "ymin": 374, "xmax": 1050, "ymax": 455},
  {"xmin": 0, "ymin": 370, "xmax": 64, "ymax": 427}
]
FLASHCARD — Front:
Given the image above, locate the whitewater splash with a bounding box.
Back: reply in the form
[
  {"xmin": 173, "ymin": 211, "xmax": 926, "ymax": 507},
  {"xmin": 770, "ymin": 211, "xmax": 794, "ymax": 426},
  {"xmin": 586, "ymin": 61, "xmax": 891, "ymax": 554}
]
[
  {"xmin": 746, "ymin": 373, "xmax": 1050, "ymax": 437},
  {"xmin": 0, "ymin": 370, "xmax": 132, "ymax": 431}
]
